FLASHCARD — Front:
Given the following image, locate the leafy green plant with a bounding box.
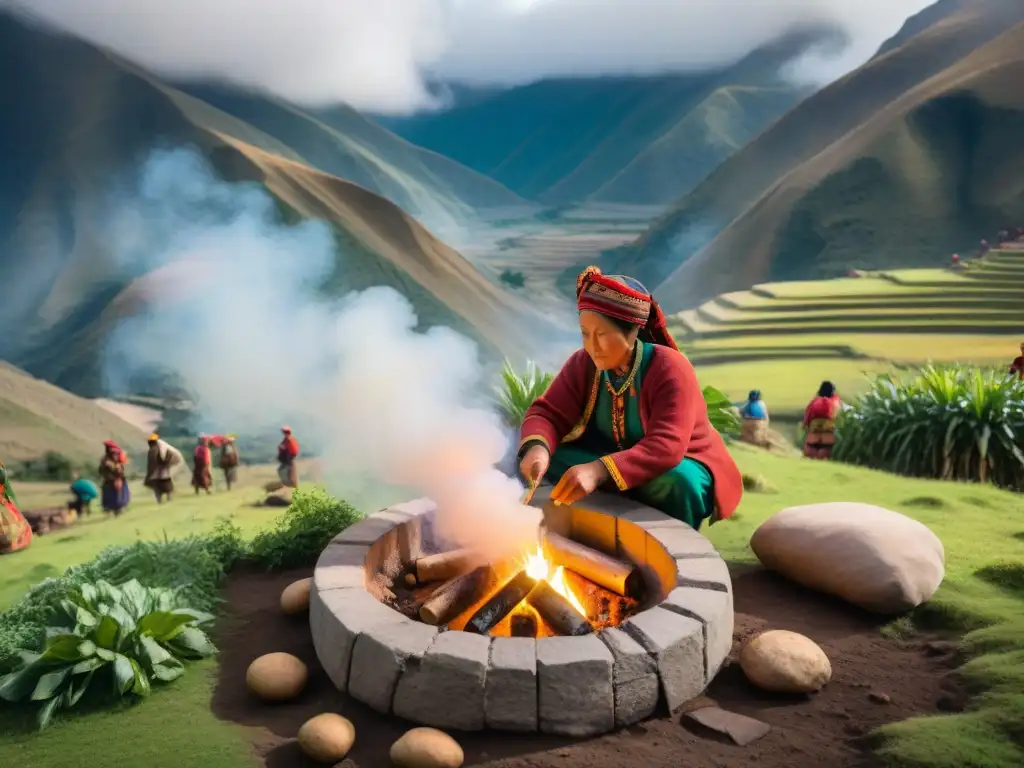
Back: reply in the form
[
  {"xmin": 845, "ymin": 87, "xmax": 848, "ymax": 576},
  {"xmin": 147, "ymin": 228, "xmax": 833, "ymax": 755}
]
[
  {"xmin": 495, "ymin": 359, "xmax": 555, "ymax": 427},
  {"xmin": 248, "ymin": 486, "xmax": 363, "ymax": 570},
  {"xmin": 0, "ymin": 579, "xmax": 215, "ymax": 729},
  {"xmin": 0, "ymin": 523, "xmax": 242, "ymax": 672},
  {"xmin": 702, "ymin": 385, "xmax": 741, "ymax": 437},
  {"xmin": 833, "ymin": 364, "xmax": 1024, "ymax": 489}
]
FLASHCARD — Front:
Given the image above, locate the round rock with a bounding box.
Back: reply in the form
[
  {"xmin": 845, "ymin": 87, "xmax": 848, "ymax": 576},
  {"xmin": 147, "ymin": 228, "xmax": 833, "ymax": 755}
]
[
  {"xmin": 297, "ymin": 713, "xmax": 355, "ymax": 763},
  {"xmin": 281, "ymin": 577, "xmax": 313, "ymax": 615},
  {"xmin": 390, "ymin": 727, "xmax": 464, "ymax": 768},
  {"xmin": 246, "ymin": 652, "xmax": 309, "ymax": 701},
  {"xmin": 740, "ymin": 630, "xmax": 831, "ymax": 693}
]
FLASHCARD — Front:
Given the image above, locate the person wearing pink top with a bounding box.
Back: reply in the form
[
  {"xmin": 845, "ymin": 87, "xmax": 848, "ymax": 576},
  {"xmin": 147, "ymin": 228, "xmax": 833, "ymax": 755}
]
[{"xmin": 802, "ymin": 381, "xmax": 841, "ymax": 460}]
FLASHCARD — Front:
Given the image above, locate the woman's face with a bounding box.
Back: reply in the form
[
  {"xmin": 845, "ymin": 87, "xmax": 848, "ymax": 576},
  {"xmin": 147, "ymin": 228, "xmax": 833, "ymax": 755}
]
[{"xmin": 580, "ymin": 311, "xmax": 636, "ymax": 371}]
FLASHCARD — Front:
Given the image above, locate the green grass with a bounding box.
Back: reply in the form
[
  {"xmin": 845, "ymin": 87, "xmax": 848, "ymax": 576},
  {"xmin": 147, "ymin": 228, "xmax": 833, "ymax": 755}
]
[{"xmin": 2, "ymin": 445, "xmax": 1024, "ymax": 766}]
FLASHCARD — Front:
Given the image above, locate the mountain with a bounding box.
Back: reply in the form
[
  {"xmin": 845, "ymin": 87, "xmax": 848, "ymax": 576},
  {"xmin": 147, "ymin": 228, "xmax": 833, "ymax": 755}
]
[
  {"xmin": 380, "ymin": 30, "xmax": 830, "ymax": 206},
  {"xmin": 610, "ymin": 0, "xmax": 1024, "ymax": 309},
  {"xmin": 0, "ymin": 10, "xmax": 552, "ymax": 396},
  {"xmin": 0, "ymin": 362, "xmax": 147, "ymax": 463}
]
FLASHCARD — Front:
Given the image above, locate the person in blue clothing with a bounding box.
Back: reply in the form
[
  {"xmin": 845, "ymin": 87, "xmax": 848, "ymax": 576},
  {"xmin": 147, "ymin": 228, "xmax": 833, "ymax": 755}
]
[
  {"xmin": 68, "ymin": 472, "xmax": 100, "ymax": 517},
  {"xmin": 739, "ymin": 390, "xmax": 770, "ymax": 446}
]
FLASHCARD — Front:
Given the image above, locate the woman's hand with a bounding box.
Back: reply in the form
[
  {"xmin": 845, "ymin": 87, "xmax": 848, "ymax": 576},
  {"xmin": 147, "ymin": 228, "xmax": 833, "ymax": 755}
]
[
  {"xmin": 551, "ymin": 460, "xmax": 610, "ymax": 505},
  {"xmin": 519, "ymin": 444, "xmax": 550, "ymax": 486}
]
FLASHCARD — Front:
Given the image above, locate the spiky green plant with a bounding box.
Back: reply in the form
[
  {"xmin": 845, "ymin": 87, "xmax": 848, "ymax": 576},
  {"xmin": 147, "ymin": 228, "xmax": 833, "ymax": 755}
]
[
  {"xmin": 495, "ymin": 359, "xmax": 555, "ymax": 427},
  {"xmin": 833, "ymin": 364, "xmax": 1024, "ymax": 489},
  {"xmin": 702, "ymin": 385, "xmax": 741, "ymax": 437}
]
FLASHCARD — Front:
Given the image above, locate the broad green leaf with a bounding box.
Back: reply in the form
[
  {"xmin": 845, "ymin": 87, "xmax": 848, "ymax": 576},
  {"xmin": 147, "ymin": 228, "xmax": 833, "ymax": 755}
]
[
  {"xmin": 71, "ymin": 657, "xmax": 106, "ymax": 675},
  {"xmin": 41, "ymin": 635, "xmax": 86, "ymax": 663},
  {"xmin": 112, "ymin": 654, "xmax": 135, "ymax": 695},
  {"xmin": 137, "ymin": 611, "xmax": 202, "ymax": 641},
  {"xmin": 79, "ymin": 583, "xmax": 98, "ymax": 607},
  {"xmin": 151, "ymin": 659, "xmax": 185, "ymax": 683},
  {"xmin": 36, "ymin": 695, "xmax": 62, "ymax": 731},
  {"xmin": 137, "ymin": 635, "xmax": 173, "ymax": 669},
  {"xmin": 119, "ymin": 580, "xmax": 152, "ymax": 620},
  {"xmin": 165, "ymin": 626, "xmax": 217, "ymax": 659},
  {"xmin": 129, "ymin": 658, "xmax": 151, "ymax": 697},
  {"xmin": 31, "ymin": 667, "xmax": 73, "ymax": 701},
  {"xmin": 66, "ymin": 669, "xmax": 96, "ymax": 707},
  {"xmin": 95, "ymin": 647, "xmax": 116, "ymax": 662},
  {"xmin": 93, "ymin": 615, "xmax": 120, "ymax": 649},
  {"xmin": 0, "ymin": 664, "xmax": 46, "ymax": 702},
  {"xmin": 170, "ymin": 608, "xmax": 215, "ymax": 625}
]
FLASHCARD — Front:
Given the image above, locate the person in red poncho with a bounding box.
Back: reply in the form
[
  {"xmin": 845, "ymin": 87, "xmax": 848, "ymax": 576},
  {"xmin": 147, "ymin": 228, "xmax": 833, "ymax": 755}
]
[
  {"xmin": 518, "ymin": 267, "xmax": 742, "ymax": 530},
  {"xmin": 1009, "ymin": 343, "xmax": 1024, "ymax": 379},
  {"xmin": 191, "ymin": 435, "xmax": 213, "ymax": 495},
  {"xmin": 277, "ymin": 427, "xmax": 300, "ymax": 488},
  {"xmin": 801, "ymin": 381, "xmax": 842, "ymax": 460},
  {"xmin": 0, "ymin": 460, "xmax": 32, "ymax": 555}
]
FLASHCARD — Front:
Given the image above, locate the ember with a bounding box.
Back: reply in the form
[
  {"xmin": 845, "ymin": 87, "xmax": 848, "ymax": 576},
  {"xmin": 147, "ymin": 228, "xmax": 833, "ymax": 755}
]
[{"xmin": 375, "ymin": 517, "xmax": 645, "ymax": 638}]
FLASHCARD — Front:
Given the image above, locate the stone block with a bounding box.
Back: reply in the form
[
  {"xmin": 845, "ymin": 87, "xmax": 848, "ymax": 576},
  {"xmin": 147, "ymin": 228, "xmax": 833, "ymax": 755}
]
[
  {"xmin": 537, "ymin": 635, "xmax": 614, "ymax": 737},
  {"xmin": 393, "ymin": 631, "xmax": 491, "ymax": 731},
  {"xmin": 309, "ymin": 587, "xmax": 405, "ymax": 691},
  {"xmin": 336, "ymin": 510, "xmax": 408, "ymax": 545},
  {"xmin": 675, "ymin": 556, "xmax": 732, "ymax": 593},
  {"xmin": 314, "ymin": 543, "xmax": 368, "ymax": 592},
  {"xmin": 663, "ymin": 586, "xmax": 734, "ymax": 681},
  {"xmin": 485, "ymin": 637, "xmax": 538, "ymax": 732},
  {"xmin": 600, "ymin": 628, "xmax": 659, "ymax": 727},
  {"xmin": 387, "ymin": 497, "xmax": 437, "ymax": 518},
  {"xmin": 348, "ymin": 620, "xmax": 438, "ymax": 713},
  {"xmin": 648, "ymin": 525, "xmax": 718, "ymax": 559},
  {"xmin": 624, "ymin": 607, "xmax": 704, "ymax": 713}
]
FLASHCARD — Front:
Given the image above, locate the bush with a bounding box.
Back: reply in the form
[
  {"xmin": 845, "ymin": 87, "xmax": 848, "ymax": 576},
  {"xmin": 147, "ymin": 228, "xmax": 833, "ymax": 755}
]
[
  {"xmin": 7, "ymin": 452, "xmax": 93, "ymax": 483},
  {"xmin": 0, "ymin": 579, "xmax": 215, "ymax": 729},
  {"xmin": 833, "ymin": 364, "xmax": 1024, "ymax": 489},
  {"xmin": 0, "ymin": 522, "xmax": 243, "ymax": 672},
  {"xmin": 495, "ymin": 359, "xmax": 555, "ymax": 427},
  {"xmin": 248, "ymin": 487, "xmax": 363, "ymax": 570}
]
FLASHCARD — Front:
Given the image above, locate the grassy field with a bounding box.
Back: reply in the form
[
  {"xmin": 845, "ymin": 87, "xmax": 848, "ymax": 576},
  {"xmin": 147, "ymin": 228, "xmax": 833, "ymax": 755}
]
[
  {"xmin": 1, "ymin": 445, "xmax": 1022, "ymax": 766},
  {"xmin": 680, "ymin": 249, "xmax": 1024, "ymax": 434}
]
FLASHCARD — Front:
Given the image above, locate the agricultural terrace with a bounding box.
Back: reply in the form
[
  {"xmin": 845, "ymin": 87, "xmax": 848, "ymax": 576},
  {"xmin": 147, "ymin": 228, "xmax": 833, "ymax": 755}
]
[{"xmin": 675, "ymin": 246, "xmax": 1024, "ymax": 433}]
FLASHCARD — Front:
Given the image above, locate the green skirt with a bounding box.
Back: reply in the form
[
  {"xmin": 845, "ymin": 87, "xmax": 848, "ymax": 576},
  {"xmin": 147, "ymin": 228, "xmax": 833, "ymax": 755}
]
[{"xmin": 546, "ymin": 443, "xmax": 715, "ymax": 530}]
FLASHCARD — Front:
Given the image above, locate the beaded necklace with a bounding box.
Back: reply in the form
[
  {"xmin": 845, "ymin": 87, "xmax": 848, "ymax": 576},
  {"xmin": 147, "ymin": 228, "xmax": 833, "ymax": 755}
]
[{"xmin": 604, "ymin": 342, "xmax": 643, "ymax": 449}]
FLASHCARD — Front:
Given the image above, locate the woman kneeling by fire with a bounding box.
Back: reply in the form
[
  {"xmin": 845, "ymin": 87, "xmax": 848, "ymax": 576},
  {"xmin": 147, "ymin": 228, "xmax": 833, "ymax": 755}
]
[{"xmin": 519, "ymin": 267, "xmax": 742, "ymax": 530}]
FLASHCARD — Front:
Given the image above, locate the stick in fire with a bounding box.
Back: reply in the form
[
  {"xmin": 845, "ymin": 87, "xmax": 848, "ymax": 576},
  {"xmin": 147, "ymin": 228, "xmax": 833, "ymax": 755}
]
[
  {"xmin": 543, "ymin": 531, "xmax": 643, "ymax": 598},
  {"xmin": 405, "ymin": 547, "xmax": 477, "ymax": 586},
  {"xmin": 526, "ymin": 580, "xmax": 594, "ymax": 636},
  {"xmin": 465, "ymin": 570, "xmax": 538, "ymax": 635},
  {"xmin": 418, "ymin": 565, "xmax": 493, "ymax": 625}
]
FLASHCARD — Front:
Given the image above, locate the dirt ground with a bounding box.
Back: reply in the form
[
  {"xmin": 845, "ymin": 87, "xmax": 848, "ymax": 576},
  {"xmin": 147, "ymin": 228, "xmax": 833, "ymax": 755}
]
[{"xmin": 212, "ymin": 564, "xmax": 962, "ymax": 768}]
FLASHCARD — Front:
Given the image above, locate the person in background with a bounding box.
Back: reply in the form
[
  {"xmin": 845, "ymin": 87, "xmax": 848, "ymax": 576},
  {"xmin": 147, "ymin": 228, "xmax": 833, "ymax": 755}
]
[
  {"xmin": 191, "ymin": 435, "xmax": 213, "ymax": 495},
  {"xmin": 145, "ymin": 433, "xmax": 181, "ymax": 504},
  {"xmin": 802, "ymin": 381, "xmax": 842, "ymax": 460},
  {"xmin": 0, "ymin": 460, "xmax": 33, "ymax": 554},
  {"xmin": 1009, "ymin": 342, "xmax": 1024, "ymax": 379},
  {"xmin": 98, "ymin": 441, "xmax": 131, "ymax": 515},
  {"xmin": 277, "ymin": 427, "xmax": 300, "ymax": 488},
  {"xmin": 68, "ymin": 472, "xmax": 100, "ymax": 517},
  {"xmin": 218, "ymin": 434, "xmax": 240, "ymax": 491},
  {"xmin": 739, "ymin": 390, "xmax": 770, "ymax": 446}
]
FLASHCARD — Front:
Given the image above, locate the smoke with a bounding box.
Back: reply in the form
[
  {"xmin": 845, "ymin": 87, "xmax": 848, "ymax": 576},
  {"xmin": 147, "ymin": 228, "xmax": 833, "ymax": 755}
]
[
  {"xmin": 3, "ymin": 0, "xmax": 934, "ymax": 114},
  {"xmin": 104, "ymin": 147, "xmax": 542, "ymax": 559}
]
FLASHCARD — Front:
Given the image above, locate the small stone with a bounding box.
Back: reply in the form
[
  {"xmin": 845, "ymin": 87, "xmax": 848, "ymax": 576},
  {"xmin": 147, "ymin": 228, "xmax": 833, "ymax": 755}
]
[
  {"xmin": 245, "ymin": 652, "xmax": 308, "ymax": 701},
  {"xmin": 685, "ymin": 706, "xmax": 771, "ymax": 746},
  {"xmin": 390, "ymin": 727, "xmax": 464, "ymax": 768},
  {"xmin": 869, "ymin": 691, "xmax": 891, "ymax": 704},
  {"xmin": 739, "ymin": 630, "xmax": 831, "ymax": 694},
  {"xmin": 280, "ymin": 578, "xmax": 312, "ymax": 615},
  {"xmin": 297, "ymin": 713, "xmax": 356, "ymax": 763}
]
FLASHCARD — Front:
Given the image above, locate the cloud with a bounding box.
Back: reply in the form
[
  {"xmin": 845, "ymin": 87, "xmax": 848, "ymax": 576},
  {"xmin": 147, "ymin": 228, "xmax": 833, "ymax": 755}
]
[{"xmin": 3, "ymin": 0, "xmax": 932, "ymax": 113}]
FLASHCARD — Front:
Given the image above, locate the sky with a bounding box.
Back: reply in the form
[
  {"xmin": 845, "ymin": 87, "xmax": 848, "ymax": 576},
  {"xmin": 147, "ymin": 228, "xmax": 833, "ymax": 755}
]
[{"xmin": 4, "ymin": 0, "xmax": 935, "ymax": 113}]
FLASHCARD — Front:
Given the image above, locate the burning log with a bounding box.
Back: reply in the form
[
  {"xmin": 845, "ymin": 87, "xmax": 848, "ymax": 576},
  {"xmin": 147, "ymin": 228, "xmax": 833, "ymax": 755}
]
[
  {"xmin": 410, "ymin": 548, "xmax": 477, "ymax": 585},
  {"xmin": 526, "ymin": 580, "xmax": 594, "ymax": 636},
  {"xmin": 418, "ymin": 566, "xmax": 492, "ymax": 626},
  {"xmin": 465, "ymin": 571, "xmax": 538, "ymax": 635},
  {"xmin": 544, "ymin": 532, "xmax": 642, "ymax": 598}
]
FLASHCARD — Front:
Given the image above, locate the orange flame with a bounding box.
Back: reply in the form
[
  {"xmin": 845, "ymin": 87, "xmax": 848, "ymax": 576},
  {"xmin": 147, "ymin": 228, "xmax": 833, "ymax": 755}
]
[{"xmin": 523, "ymin": 546, "xmax": 587, "ymax": 616}]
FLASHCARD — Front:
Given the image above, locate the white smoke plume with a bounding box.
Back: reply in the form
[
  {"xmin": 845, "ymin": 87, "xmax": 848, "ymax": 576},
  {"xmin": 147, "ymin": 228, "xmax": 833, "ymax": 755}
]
[
  {"xmin": 104, "ymin": 147, "xmax": 542, "ymax": 559},
  {"xmin": 2, "ymin": 0, "xmax": 934, "ymax": 113}
]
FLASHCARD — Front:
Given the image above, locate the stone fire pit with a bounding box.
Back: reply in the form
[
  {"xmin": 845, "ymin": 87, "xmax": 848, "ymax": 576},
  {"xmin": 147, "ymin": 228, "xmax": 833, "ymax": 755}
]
[{"xmin": 309, "ymin": 488, "xmax": 733, "ymax": 737}]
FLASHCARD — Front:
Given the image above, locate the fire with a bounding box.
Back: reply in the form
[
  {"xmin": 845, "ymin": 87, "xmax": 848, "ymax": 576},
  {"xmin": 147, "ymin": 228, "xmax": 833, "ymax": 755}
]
[{"xmin": 523, "ymin": 546, "xmax": 588, "ymax": 617}]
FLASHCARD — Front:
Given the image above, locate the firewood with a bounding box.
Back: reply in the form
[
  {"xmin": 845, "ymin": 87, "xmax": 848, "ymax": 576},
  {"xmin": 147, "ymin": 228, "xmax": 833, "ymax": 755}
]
[
  {"xmin": 465, "ymin": 570, "xmax": 537, "ymax": 635},
  {"xmin": 544, "ymin": 532, "xmax": 642, "ymax": 598},
  {"xmin": 413, "ymin": 547, "xmax": 477, "ymax": 584},
  {"xmin": 418, "ymin": 566, "xmax": 492, "ymax": 626},
  {"xmin": 526, "ymin": 580, "xmax": 594, "ymax": 636}
]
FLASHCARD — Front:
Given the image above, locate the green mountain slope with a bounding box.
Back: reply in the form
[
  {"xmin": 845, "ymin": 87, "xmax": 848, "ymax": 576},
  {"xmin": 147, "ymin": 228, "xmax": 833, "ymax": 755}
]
[
  {"xmin": 0, "ymin": 10, "xmax": 550, "ymax": 396},
  {"xmin": 609, "ymin": 0, "xmax": 1024, "ymax": 308},
  {"xmin": 382, "ymin": 30, "xmax": 828, "ymax": 205}
]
